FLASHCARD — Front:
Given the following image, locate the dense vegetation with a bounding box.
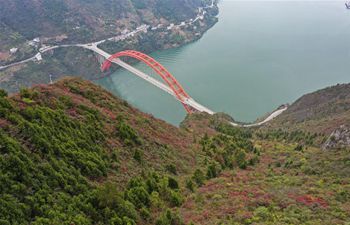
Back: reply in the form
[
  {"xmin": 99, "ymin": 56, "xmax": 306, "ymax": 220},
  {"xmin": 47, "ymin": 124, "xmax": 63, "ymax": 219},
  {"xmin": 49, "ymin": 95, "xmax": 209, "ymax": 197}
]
[
  {"xmin": 0, "ymin": 78, "xmax": 349, "ymax": 224},
  {"xmin": 0, "ymin": 78, "xmax": 188, "ymax": 224},
  {"xmin": 181, "ymin": 139, "xmax": 350, "ymax": 224}
]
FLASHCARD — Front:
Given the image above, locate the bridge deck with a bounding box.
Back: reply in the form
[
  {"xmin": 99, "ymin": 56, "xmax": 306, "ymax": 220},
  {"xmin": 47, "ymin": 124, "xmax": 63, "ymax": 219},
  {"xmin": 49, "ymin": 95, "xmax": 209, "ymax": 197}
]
[
  {"xmin": 83, "ymin": 44, "xmax": 288, "ymax": 126},
  {"xmin": 84, "ymin": 44, "xmax": 215, "ymax": 114}
]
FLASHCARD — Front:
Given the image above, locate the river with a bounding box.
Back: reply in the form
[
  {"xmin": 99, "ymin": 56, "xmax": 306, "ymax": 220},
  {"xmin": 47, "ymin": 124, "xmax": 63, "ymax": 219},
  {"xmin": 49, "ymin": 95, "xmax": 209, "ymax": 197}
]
[{"xmin": 97, "ymin": 0, "xmax": 350, "ymax": 125}]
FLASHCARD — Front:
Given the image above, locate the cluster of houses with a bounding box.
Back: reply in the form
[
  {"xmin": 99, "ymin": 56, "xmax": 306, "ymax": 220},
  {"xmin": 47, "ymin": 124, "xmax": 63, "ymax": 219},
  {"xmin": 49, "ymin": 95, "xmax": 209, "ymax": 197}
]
[
  {"xmin": 28, "ymin": 37, "xmax": 40, "ymax": 47},
  {"xmin": 108, "ymin": 3, "xmax": 210, "ymax": 41},
  {"xmin": 9, "ymin": 37, "xmax": 41, "ymax": 55},
  {"xmin": 107, "ymin": 24, "xmax": 150, "ymax": 42}
]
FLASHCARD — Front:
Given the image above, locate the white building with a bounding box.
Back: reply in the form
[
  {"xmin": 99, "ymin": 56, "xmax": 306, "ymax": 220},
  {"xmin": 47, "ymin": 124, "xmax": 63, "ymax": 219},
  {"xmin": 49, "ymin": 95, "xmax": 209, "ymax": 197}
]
[
  {"xmin": 35, "ymin": 53, "xmax": 42, "ymax": 61},
  {"xmin": 136, "ymin": 24, "xmax": 149, "ymax": 33},
  {"xmin": 9, "ymin": 48, "xmax": 18, "ymax": 54},
  {"xmin": 33, "ymin": 37, "xmax": 40, "ymax": 43},
  {"xmin": 28, "ymin": 41, "xmax": 36, "ymax": 47},
  {"xmin": 167, "ymin": 23, "xmax": 175, "ymax": 30}
]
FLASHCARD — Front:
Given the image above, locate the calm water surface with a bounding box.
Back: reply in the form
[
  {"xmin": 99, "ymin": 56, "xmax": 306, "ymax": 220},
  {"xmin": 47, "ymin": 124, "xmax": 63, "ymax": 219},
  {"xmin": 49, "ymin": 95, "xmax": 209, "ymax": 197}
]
[{"xmin": 97, "ymin": 1, "xmax": 350, "ymax": 125}]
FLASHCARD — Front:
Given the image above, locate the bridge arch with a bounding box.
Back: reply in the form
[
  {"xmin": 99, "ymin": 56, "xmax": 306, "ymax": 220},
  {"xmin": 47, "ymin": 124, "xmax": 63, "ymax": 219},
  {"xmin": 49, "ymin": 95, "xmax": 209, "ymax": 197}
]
[{"xmin": 101, "ymin": 50, "xmax": 193, "ymax": 113}]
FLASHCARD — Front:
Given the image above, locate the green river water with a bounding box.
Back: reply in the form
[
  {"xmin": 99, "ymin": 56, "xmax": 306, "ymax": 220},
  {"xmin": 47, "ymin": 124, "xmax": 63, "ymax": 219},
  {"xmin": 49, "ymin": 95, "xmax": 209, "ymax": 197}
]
[{"xmin": 97, "ymin": 0, "xmax": 350, "ymax": 125}]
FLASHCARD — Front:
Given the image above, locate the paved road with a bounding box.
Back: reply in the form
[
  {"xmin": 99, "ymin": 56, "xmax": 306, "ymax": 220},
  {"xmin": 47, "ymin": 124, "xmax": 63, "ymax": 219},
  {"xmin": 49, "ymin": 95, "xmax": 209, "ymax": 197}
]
[
  {"xmin": 0, "ymin": 45, "xmax": 72, "ymax": 70},
  {"xmin": 0, "ymin": 0, "xmax": 215, "ymax": 71},
  {"xmin": 230, "ymin": 106, "xmax": 288, "ymax": 127}
]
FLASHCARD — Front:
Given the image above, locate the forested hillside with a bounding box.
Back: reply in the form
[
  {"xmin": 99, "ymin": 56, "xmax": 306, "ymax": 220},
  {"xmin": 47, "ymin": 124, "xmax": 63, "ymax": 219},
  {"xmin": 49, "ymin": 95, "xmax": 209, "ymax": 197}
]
[
  {"xmin": 0, "ymin": 78, "xmax": 257, "ymax": 224},
  {"xmin": 0, "ymin": 78, "xmax": 349, "ymax": 224}
]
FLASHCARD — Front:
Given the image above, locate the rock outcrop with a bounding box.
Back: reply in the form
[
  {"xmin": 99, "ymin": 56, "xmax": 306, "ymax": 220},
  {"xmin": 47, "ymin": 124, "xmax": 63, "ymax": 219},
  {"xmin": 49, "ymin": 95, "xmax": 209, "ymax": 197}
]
[{"xmin": 322, "ymin": 125, "xmax": 350, "ymax": 150}]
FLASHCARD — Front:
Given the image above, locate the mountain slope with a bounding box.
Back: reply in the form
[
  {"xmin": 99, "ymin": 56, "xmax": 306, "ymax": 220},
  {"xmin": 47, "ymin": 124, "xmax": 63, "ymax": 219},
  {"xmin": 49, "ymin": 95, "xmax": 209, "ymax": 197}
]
[
  {"xmin": 0, "ymin": 77, "xmax": 195, "ymax": 224},
  {"xmin": 1, "ymin": 78, "xmax": 349, "ymax": 224},
  {"xmin": 261, "ymin": 83, "xmax": 350, "ymax": 145},
  {"xmin": 0, "ymin": 77, "xmax": 257, "ymax": 224}
]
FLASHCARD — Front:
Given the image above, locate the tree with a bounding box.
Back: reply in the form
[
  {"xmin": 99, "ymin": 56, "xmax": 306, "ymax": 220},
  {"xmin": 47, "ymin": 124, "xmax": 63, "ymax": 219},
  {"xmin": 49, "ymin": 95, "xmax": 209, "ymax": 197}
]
[
  {"xmin": 192, "ymin": 169, "xmax": 205, "ymax": 187},
  {"xmin": 0, "ymin": 89, "xmax": 7, "ymax": 98}
]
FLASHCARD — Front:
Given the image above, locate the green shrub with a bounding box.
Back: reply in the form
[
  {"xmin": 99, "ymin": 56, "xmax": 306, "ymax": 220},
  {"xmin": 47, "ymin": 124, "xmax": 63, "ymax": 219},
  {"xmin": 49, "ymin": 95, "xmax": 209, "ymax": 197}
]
[
  {"xmin": 19, "ymin": 88, "xmax": 31, "ymax": 98},
  {"xmin": 0, "ymin": 98, "xmax": 13, "ymax": 117},
  {"xmin": 185, "ymin": 179, "xmax": 195, "ymax": 192},
  {"xmin": 335, "ymin": 190, "xmax": 350, "ymax": 203},
  {"xmin": 165, "ymin": 164, "xmax": 177, "ymax": 175},
  {"xmin": 145, "ymin": 173, "xmax": 160, "ymax": 193},
  {"xmin": 192, "ymin": 169, "xmax": 205, "ymax": 187},
  {"xmin": 155, "ymin": 209, "xmax": 183, "ymax": 225},
  {"xmin": 0, "ymin": 89, "xmax": 7, "ymax": 98},
  {"xmin": 248, "ymin": 156, "xmax": 259, "ymax": 166},
  {"xmin": 58, "ymin": 95, "xmax": 74, "ymax": 108},
  {"xmin": 254, "ymin": 206, "xmax": 270, "ymax": 221},
  {"xmin": 133, "ymin": 149, "xmax": 142, "ymax": 163},
  {"xmin": 235, "ymin": 149, "xmax": 247, "ymax": 169},
  {"xmin": 206, "ymin": 163, "xmax": 218, "ymax": 179},
  {"xmin": 199, "ymin": 128, "xmax": 258, "ymax": 173},
  {"xmin": 19, "ymin": 88, "xmax": 38, "ymax": 100},
  {"xmin": 168, "ymin": 177, "xmax": 179, "ymax": 190},
  {"xmin": 150, "ymin": 191, "xmax": 163, "ymax": 208},
  {"xmin": 140, "ymin": 207, "xmax": 151, "ymax": 220},
  {"xmin": 125, "ymin": 186, "xmax": 150, "ymax": 209},
  {"xmin": 169, "ymin": 191, "xmax": 183, "ymax": 207},
  {"xmin": 96, "ymin": 182, "xmax": 138, "ymax": 220},
  {"xmin": 116, "ymin": 117, "xmax": 141, "ymax": 145},
  {"xmin": 294, "ymin": 144, "xmax": 303, "ymax": 151}
]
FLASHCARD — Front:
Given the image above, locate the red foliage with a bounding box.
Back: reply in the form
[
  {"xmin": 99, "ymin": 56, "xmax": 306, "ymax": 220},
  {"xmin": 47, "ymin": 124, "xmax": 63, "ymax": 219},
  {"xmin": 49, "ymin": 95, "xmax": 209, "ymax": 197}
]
[
  {"xmin": 67, "ymin": 108, "xmax": 79, "ymax": 118},
  {"xmin": 0, "ymin": 119, "xmax": 10, "ymax": 128},
  {"xmin": 228, "ymin": 188, "xmax": 272, "ymax": 208},
  {"xmin": 288, "ymin": 194, "xmax": 328, "ymax": 208},
  {"xmin": 198, "ymin": 180, "xmax": 223, "ymax": 193}
]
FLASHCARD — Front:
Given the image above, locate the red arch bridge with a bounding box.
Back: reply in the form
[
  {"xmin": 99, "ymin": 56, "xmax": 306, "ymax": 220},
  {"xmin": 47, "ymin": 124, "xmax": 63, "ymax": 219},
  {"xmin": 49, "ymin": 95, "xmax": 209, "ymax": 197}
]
[
  {"xmin": 80, "ymin": 44, "xmax": 287, "ymax": 127},
  {"xmin": 94, "ymin": 48, "xmax": 215, "ymax": 114}
]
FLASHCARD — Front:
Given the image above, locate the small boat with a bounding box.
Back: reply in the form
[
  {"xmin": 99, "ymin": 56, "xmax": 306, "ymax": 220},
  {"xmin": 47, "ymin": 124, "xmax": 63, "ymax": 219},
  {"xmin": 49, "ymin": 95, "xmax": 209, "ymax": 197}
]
[{"xmin": 346, "ymin": 2, "xmax": 350, "ymax": 9}]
